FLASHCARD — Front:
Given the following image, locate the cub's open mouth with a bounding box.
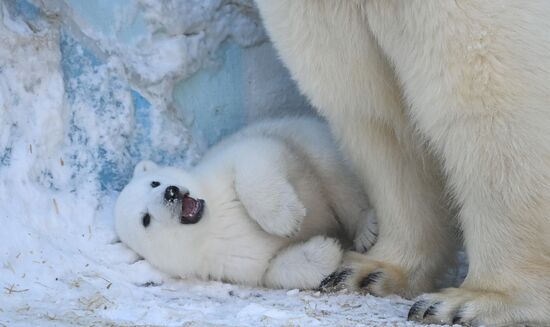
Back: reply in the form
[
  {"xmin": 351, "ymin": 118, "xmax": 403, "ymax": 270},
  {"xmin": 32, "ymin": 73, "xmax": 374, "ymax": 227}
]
[{"xmin": 180, "ymin": 194, "xmax": 205, "ymax": 224}]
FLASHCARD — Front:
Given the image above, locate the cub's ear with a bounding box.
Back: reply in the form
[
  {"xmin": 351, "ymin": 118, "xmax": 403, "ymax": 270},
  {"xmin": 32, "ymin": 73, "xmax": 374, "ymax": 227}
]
[{"xmin": 134, "ymin": 160, "xmax": 158, "ymax": 177}]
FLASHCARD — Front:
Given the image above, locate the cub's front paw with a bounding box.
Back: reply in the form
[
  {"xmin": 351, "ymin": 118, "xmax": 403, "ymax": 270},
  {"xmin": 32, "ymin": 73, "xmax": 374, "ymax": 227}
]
[
  {"xmin": 241, "ymin": 184, "xmax": 306, "ymax": 238},
  {"xmin": 260, "ymin": 198, "xmax": 306, "ymax": 238}
]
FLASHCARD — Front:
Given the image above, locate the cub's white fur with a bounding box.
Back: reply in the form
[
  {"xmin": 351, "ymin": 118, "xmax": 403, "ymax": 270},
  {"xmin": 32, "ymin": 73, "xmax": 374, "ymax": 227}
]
[
  {"xmin": 115, "ymin": 117, "xmax": 377, "ymax": 290},
  {"xmin": 255, "ymin": 1, "xmax": 550, "ymax": 325}
]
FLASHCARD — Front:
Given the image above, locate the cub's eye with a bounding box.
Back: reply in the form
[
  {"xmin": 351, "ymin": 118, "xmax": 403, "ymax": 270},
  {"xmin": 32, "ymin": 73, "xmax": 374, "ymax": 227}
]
[
  {"xmin": 151, "ymin": 181, "xmax": 160, "ymax": 188},
  {"xmin": 142, "ymin": 213, "xmax": 151, "ymax": 228}
]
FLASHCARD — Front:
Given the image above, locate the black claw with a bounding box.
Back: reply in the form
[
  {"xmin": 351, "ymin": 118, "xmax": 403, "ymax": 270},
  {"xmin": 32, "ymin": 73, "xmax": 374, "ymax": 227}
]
[
  {"xmin": 423, "ymin": 302, "xmax": 441, "ymax": 319},
  {"xmin": 408, "ymin": 300, "xmax": 427, "ymax": 320},
  {"xmin": 334, "ymin": 269, "xmax": 352, "ymax": 284},
  {"xmin": 319, "ymin": 271, "xmax": 339, "ymax": 289},
  {"xmin": 452, "ymin": 310, "xmax": 463, "ymax": 325},
  {"xmin": 318, "ymin": 269, "xmax": 351, "ymax": 291},
  {"xmin": 359, "ymin": 271, "xmax": 382, "ymax": 290}
]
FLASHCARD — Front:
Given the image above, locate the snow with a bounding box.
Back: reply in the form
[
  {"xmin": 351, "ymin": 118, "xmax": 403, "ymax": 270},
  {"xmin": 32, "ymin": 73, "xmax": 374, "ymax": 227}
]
[{"xmin": 0, "ymin": 1, "xmax": 456, "ymax": 326}]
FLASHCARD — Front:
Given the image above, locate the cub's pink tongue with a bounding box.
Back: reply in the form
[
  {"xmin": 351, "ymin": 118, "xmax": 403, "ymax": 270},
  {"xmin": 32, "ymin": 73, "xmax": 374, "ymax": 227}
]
[
  {"xmin": 180, "ymin": 195, "xmax": 205, "ymax": 224},
  {"xmin": 182, "ymin": 196, "xmax": 198, "ymax": 217},
  {"xmin": 181, "ymin": 195, "xmax": 204, "ymax": 218}
]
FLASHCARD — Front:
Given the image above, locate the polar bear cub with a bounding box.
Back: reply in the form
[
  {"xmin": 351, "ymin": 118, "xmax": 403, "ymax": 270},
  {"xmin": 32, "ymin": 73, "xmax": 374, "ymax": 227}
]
[{"xmin": 115, "ymin": 117, "xmax": 377, "ymax": 289}]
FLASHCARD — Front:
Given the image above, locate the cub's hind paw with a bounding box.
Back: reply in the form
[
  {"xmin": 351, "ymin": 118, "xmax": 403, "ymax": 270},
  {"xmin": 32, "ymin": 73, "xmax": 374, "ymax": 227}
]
[{"xmin": 264, "ymin": 236, "xmax": 343, "ymax": 289}]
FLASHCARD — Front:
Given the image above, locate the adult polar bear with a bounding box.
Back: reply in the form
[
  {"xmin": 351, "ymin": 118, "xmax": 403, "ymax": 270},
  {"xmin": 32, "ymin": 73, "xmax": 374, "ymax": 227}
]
[{"xmin": 255, "ymin": 1, "xmax": 550, "ymax": 326}]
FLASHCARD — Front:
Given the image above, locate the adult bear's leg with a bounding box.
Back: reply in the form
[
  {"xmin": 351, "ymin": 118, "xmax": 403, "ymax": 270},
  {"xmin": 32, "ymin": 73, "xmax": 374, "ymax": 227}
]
[
  {"xmin": 255, "ymin": 0, "xmax": 457, "ymax": 298},
  {"xmin": 362, "ymin": 1, "xmax": 550, "ymax": 325}
]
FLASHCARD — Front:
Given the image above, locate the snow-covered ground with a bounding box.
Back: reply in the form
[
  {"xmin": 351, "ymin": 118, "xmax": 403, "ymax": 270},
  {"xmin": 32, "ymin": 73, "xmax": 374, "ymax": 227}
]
[{"xmin": 0, "ymin": 1, "xmax": 457, "ymax": 326}]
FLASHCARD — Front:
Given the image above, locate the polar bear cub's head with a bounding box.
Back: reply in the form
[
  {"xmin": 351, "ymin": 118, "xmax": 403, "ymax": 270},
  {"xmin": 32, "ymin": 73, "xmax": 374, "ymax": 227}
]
[{"xmin": 115, "ymin": 160, "xmax": 207, "ymax": 275}]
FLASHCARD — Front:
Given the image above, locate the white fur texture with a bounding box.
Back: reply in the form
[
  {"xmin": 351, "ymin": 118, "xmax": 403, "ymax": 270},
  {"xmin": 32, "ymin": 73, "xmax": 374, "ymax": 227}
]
[
  {"xmin": 255, "ymin": 1, "xmax": 550, "ymax": 325},
  {"xmin": 115, "ymin": 117, "xmax": 377, "ymax": 290}
]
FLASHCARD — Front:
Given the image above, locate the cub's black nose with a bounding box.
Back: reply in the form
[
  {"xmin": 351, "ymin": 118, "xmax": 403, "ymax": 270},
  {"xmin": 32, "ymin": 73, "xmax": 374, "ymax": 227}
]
[{"xmin": 164, "ymin": 185, "xmax": 181, "ymax": 202}]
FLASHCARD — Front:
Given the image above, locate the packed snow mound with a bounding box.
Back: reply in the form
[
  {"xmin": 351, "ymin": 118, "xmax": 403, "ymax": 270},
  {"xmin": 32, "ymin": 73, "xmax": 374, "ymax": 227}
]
[{"xmin": 0, "ymin": 1, "xmax": 452, "ymax": 326}]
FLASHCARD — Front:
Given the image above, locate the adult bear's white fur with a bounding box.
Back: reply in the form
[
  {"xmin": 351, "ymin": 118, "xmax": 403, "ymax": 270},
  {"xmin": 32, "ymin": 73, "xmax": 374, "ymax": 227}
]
[
  {"xmin": 115, "ymin": 117, "xmax": 377, "ymax": 290},
  {"xmin": 255, "ymin": 1, "xmax": 550, "ymax": 325}
]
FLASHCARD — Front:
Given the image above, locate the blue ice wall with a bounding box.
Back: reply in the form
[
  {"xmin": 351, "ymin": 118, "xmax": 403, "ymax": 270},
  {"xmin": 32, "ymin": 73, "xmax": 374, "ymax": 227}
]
[
  {"xmin": 174, "ymin": 42, "xmax": 246, "ymax": 147},
  {"xmin": 6, "ymin": 0, "xmax": 312, "ymax": 192},
  {"xmin": 64, "ymin": 0, "xmax": 147, "ymax": 44}
]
